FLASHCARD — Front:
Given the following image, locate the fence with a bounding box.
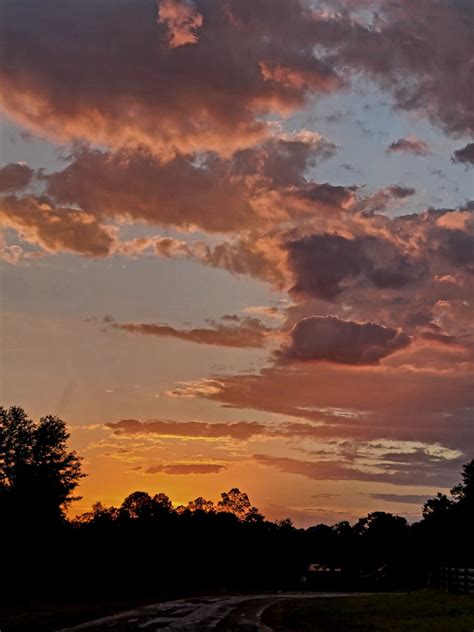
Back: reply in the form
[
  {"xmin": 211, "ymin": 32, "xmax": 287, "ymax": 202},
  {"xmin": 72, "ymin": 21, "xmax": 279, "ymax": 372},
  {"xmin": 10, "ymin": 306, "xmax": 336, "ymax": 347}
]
[{"xmin": 433, "ymin": 567, "xmax": 474, "ymax": 594}]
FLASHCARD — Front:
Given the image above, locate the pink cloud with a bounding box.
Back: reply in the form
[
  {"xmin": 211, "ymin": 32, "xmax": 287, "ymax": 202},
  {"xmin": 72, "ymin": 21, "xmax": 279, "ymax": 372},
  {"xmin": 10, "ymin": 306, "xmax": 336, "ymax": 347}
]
[{"xmin": 158, "ymin": 0, "xmax": 203, "ymax": 49}]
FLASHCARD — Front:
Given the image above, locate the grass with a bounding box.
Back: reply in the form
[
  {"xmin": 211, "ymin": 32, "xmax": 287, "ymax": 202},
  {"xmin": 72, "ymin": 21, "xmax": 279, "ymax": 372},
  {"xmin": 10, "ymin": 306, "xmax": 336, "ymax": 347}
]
[{"xmin": 262, "ymin": 590, "xmax": 474, "ymax": 632}]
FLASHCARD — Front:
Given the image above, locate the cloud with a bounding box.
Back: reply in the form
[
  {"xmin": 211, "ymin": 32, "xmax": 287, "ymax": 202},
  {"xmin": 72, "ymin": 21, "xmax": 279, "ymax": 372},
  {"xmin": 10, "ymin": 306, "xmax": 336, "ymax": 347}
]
[
  {"xmin": 158, "ymin": 0, "xmax": 203, "ymax": 49},
  {"xmin": 350, "ymin": 185, "xmax": 416, "ymax": 214},
  {"xmin": 242, "ymin": 305, "xmax": 286, "ymax": 321},
  {"xmin": 431, "ymin": 223, "xmax": 474, "ymax": 270},
  {"xmin": 288, "ymin": 182, "xmax": 356, "ymax": 210},
  {"xmin": 106, "ymin": 418, "xmax": 267, "ymax": 441},
  {"xmin": 368, "ymin": 493, "xmax": 432, "ymax": 505},
  {"xmin": 44, "ymin": 136, "xmax": 336, "ymax": 233},
  {"xmin": 253, "ymin": 451, "xmax": 462, "ymax": 487},
  {"xmin": 278, "ymin": 316, "xmax": 411, "ymax": 365},
  {"xmin": 386, "ymin": 138, "xmax": 431, "ymax": 156},
  {"xmin": 112, "ymin": 233, "xmax": 288, "ymax": 286},
  {"xmin": 419, "ymin": 330, "xmax": 460, "ymax": 347},
  {"xmin": 313, "ymin": 0, "xmax": 474, "ymax": 136},
  {"xmin": 1, "ymin": 0, "xmax": 471, "ymax": 155},
  {"xmin": 386, "ymin": 185, "xmax": 416, "ymax": 199},
  {"xmin": 0, "ymin": 163, "xmax": 33, "ymax": 192},
  {"xmin": 0, "ymin": 195, "xmax": 114, "ymax": 257},
  {"xmin": 286, "ymin": 233, "xmax": 426, "ymax": 300},
  {"xmin": 192, "ymin": 362, "xmax": 474, "ymax": 449},
  {"xmin": 110, "ymin": 316, "xmax": 271, "ymax": 348},
  {"xmin": 0, "ymin": 0, "xmax": 343, "ymax": 157},
  {"xmin": 145, "ymin": 462, "xmax": 225, "ymax": 475},
  {"xmin": 452, "ymin": 143, "xmax": 474, "ymax": 167}
]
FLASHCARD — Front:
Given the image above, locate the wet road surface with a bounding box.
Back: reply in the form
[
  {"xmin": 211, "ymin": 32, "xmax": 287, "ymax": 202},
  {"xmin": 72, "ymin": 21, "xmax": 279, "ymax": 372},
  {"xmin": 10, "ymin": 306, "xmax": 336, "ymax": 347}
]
[{"xmin": 59, "ymin": 592, "xmax": 363, "ymax": 631}]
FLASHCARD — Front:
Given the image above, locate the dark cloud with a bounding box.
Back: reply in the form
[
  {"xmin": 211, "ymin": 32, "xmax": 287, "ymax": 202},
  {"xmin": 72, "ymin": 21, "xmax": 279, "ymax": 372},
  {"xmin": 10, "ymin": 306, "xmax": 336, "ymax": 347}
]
[
  {"xmin": 431, "ymin": 226, "xmax": 474, "ymax": 269},
  {"xmin": 387, "ymin": 185, "xmax": 416, "ymax": 199},
  {"xmin": 288, "ymin": 182, "xmax": 356, "ymax": 209},
  {"xmin": 279, "ymin": 316, "xmax": 410, "ymax": 365},
  {"xmin": 0, "ymin": 163, "xmax": 33, "ymax": 192},
  {"xmin": 313, "ymin": 0, "xmax": 474, "ymax": 136},
  {"xmin": 452, "ymin": 143, "xmax": 474, "ymax": 167},
  {"xmin": 286, "ymin": 233, "xmax": 426, "ymax": 300},
  {"xmin": 386, "ymin": 138, "xmax": 431, "ymax": 156}
]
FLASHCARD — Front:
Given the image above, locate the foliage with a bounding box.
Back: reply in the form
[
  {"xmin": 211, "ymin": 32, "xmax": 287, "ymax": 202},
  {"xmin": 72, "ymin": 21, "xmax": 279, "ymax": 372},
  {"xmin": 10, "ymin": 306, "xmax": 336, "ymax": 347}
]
[{"xmin": 0, "ymin": 405, "xmax": 84, "ymax": 526}]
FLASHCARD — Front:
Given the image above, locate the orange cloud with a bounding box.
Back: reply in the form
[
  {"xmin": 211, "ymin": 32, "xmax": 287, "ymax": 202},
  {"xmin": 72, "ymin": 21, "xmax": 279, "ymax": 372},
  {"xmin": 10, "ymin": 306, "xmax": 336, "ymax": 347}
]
[
  {"xmin": 158, "ymin": 0, "xmax": 203, "ymax": 49},
  {"xmin": 110, "ymin": 316, "xmax": 272, "ymax": 348},
  {"xmin": 0, "ymin": 0, "xmax": 342, "ymax": 156},
  {"xmin": 0, "ymin": 195, "xmax": 114, "ymax": 257},
  {"xmin": 44, "ymin": 136, "xmax": 337, "ymax": 233}
]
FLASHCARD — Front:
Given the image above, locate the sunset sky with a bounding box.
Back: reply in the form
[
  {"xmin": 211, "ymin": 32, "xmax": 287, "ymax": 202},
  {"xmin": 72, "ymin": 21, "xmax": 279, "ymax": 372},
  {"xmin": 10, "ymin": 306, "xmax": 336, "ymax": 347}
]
[{"xmin": 1, "ymin": 0, "xmax": 473, "ymax": 526}]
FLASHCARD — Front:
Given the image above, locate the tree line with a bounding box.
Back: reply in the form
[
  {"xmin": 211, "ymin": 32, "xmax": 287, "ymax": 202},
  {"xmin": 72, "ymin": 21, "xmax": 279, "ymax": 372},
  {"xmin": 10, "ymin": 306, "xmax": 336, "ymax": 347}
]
[{"xmin": 1, "ymin": 406, "xmax": 473, "ymax": 607}]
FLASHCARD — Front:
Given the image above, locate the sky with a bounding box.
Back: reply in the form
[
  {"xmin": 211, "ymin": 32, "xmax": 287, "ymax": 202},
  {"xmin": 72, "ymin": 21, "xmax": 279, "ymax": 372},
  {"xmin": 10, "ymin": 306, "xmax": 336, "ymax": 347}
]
[{"xmin": 0, "ymin": 0, "xmax": 473, "ymax": 526}]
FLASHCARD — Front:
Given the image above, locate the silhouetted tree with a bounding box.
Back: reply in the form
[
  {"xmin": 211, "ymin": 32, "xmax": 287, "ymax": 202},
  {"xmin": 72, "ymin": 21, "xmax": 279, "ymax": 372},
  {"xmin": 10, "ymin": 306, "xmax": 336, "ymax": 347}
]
[
  {"xmin": 0, "ymin": 405, "xmax": 84, "ymax": 528},
  {"xmin": 187, "ymin": 496, "xmax": 215, "ymax": 512},
  {"xmin": 422, "ymin": 493, "xmax": 453, "ymax": 520},
  {"xmin": 451, "ymin": 459, "xmax": 474, "ymax": 505},
  {"xmin": 217, "ymin": 487, "xmax": 263, "ymax": 522},
  {"xmin": 417, "ymin": 459, "xmax": 474, "ymax": 566}
]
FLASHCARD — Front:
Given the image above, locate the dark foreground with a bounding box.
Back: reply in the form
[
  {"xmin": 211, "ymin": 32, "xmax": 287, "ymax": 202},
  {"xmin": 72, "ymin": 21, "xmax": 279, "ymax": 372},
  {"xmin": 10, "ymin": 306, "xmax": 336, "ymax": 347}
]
[
  {"xmin": 263, "ymin": 591, "xmax": 474, "ymax": 632},
  {"xmin": 1, "ymin": 590, "xmax": 469, "ymax": 632}
]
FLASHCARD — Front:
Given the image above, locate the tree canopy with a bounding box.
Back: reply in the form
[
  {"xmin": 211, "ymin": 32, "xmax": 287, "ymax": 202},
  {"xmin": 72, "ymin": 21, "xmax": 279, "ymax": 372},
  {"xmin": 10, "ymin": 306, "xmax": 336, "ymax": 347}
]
[{"xmin": 0, "ymin": 405, "xmax": 84, "ymax": 527}]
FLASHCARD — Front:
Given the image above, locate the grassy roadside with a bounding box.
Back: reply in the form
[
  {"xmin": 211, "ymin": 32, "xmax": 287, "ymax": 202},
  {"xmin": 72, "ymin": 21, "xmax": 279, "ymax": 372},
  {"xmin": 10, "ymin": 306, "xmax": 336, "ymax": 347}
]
[{"xmin": 262, "ymin": 590, "xmax": 474, "ymax": 632}]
